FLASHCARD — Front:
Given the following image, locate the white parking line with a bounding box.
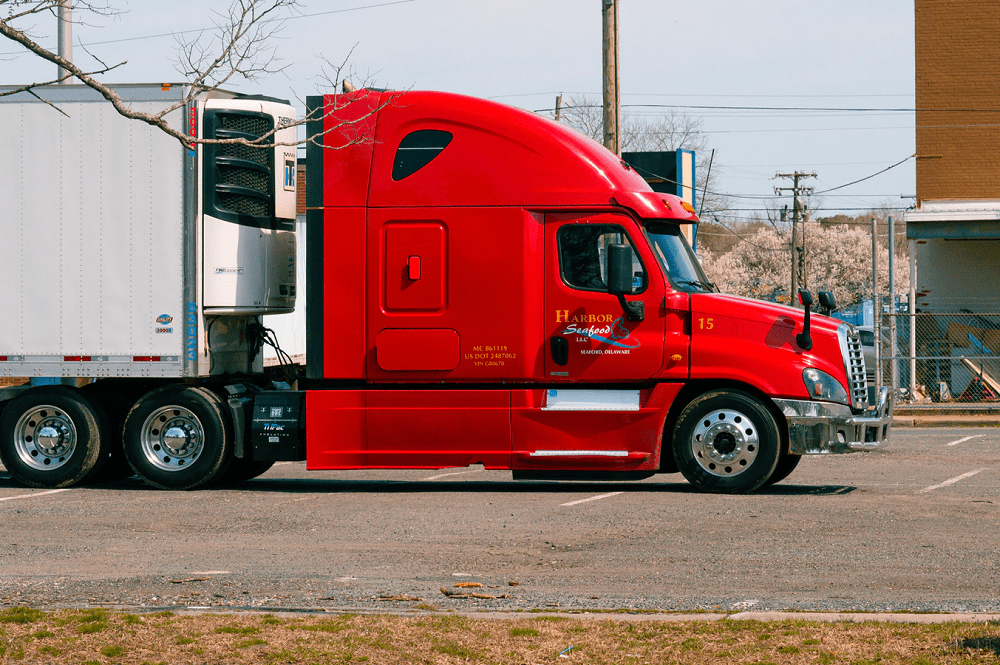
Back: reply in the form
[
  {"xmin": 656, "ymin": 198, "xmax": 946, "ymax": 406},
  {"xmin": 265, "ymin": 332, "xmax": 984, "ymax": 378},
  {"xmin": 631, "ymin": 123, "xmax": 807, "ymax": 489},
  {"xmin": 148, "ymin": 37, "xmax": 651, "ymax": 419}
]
[
  {"xmin": 0, "ymin": 488, "xmax": 71, "ymax": 503},
  {"xmin": 947, "ymin": 435, "xmax": 983, "ymax": 447},
  {"xmin": 561, "ymin": 491, "xmax": 623, "ymax": 507},
  {"xmin": 917, "ymin": 469, "xmax": 986, "ymax": 494},
  {"xmin": 423, "ymin": 469, "xmax": 485, "ymax": 481}
]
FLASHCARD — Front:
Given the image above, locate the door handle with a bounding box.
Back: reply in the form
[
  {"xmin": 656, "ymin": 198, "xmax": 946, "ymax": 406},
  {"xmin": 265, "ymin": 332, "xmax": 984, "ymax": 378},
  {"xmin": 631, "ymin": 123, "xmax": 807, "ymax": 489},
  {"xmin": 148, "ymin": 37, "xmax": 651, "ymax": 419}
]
[
  {"xmin": 550, "ymin": 336, "xmax": 569, "ymax": 366},
  {"xmin": 407, "ymin": 255, "xmax": 421, "ymax": 280}
]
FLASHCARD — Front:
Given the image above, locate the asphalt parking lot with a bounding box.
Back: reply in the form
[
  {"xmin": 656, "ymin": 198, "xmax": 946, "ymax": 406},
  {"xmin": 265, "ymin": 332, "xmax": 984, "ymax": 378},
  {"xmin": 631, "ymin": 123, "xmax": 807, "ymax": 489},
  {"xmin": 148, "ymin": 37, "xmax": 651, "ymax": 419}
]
[{"xmin": 0, "ymin": 427, "xmax": 997, "ymax": 614}]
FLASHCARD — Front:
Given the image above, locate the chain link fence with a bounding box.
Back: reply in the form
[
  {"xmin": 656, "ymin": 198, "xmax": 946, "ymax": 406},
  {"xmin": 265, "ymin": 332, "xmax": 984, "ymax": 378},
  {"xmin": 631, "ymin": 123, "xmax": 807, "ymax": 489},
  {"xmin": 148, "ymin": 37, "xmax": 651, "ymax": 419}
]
[{"xmin": 875, "ymin": 310, "xmax": 1000, "ymax": 403}]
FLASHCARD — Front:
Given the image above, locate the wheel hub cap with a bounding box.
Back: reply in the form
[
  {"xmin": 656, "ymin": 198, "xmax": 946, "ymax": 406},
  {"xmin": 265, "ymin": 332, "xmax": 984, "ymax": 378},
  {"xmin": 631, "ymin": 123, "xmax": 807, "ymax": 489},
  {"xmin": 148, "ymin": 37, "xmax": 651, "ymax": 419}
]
[
  {"xmin": 13, "ymin": 406, "xmax": 77, "ymax": 470},
  {"xmin": 692, "ymin": 408, "xmax": 760, "ymax": 477},
  {"xmin": 162, "ymin": 425, "xmax": 194, "ymax": 455},
  {"xmin": 140, "ymin": 406, "xmax": 205, "ymax": 471}
]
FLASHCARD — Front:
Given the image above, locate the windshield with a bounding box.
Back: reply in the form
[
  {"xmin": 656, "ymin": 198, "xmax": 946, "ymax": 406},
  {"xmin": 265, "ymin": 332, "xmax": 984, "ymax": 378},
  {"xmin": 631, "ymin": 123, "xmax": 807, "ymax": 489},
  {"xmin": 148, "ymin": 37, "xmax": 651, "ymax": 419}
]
[{"xmin": 643, "ymin": 222, "xmax": 716, "ymax": 293}]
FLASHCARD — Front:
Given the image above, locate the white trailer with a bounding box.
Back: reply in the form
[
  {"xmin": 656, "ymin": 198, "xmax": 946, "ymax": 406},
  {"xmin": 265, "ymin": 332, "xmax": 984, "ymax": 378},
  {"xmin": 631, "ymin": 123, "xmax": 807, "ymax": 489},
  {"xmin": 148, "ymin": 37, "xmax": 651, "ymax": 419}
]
[{"xmin": 0, "ymin": 84, "xmax": 297, "ymax": 489}]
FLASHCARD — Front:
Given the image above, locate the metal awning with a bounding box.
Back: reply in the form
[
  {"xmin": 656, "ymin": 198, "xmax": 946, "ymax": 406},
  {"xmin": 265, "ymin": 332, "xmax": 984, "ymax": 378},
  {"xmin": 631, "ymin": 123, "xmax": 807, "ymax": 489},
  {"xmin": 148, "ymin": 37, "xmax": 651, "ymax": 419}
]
[{"xmin": 905, "ymin": 200, "xmax": 1000, "ymax": 239}]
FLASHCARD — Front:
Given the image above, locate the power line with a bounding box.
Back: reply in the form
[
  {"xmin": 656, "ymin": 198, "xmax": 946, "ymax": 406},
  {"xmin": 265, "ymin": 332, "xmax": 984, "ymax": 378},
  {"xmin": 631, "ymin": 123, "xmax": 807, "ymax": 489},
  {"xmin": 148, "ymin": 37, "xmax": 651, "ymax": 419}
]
[
  {"xmin": 814, "ymin": 155, "xmax": 914, "ymax": 194},
  {"xmin": 698, "ymin": 218, "xmax": 789, "ymax": 252},
  {"xmin": 0, "ymin": 0, "xmax": 415, "ymax": 56},
  {"xmin": 624, "ymin": 154, "xmax": 914, "ymax": 202},
  {"xmin": 495, "ymin": 91, "xmax": 913, "ymax": 100},
  {"xmin": 716, "ymin": 207, "xmax": 910, "ymax": 212},
  {"xmin": 700, "ymin": 126, "xmax": 913, "ymax": 135},
  {"xmin": 724, "ymin": 160, "xmax": 914, "ymax": 167},
  {"xmin": 551, "ymin": 102, "xmax": 1000, "ymax": 113},
  {"xmin": 729, "ymin": 194, "xmax": 912, "ymax": 198}
]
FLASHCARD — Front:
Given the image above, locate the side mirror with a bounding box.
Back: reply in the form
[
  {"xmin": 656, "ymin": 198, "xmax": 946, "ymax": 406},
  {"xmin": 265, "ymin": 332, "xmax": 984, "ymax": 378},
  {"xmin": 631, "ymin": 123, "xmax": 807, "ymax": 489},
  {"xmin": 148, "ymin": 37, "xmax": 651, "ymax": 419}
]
[
  {"xmin": 607, "ymin": 244, "xmax": 633, "ymax": 295},
  {"xmin": 607, "ymin": 243, "xmax": 644, "ymax": 321},
  {"xmin": 796, "ymin": 289, "xmax": 813, "ymax": 351},
  {"xmin": 818, "ymin": 290, "xmax": 837, "ymax": 315}
]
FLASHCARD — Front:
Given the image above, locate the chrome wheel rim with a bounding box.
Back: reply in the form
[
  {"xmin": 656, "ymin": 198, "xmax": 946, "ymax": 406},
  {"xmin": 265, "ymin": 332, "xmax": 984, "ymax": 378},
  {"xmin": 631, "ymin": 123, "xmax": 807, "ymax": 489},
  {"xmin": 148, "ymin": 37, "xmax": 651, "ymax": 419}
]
[
  {"xmin": 13, "ymin": 405, "xmax": 77, "ymax": 471},
  {"xmin": 140, "ymin": 406, "xmax": 204, "ymax": 472},
  {"xmin": 691, "ymin": 408, "xmax": 759, "ymax": 477}
]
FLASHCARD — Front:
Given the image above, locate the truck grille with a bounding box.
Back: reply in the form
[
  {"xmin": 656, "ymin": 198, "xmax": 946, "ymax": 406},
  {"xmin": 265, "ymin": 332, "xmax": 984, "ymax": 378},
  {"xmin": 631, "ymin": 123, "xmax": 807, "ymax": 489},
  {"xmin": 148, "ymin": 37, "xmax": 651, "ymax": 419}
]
[
  {"xmin": 842, "ymin": 327, "xmax": 869, "ymax": 409},
  {"xmin": 203, "ymin": 109, "xmax": 274, "ymax": 226}
]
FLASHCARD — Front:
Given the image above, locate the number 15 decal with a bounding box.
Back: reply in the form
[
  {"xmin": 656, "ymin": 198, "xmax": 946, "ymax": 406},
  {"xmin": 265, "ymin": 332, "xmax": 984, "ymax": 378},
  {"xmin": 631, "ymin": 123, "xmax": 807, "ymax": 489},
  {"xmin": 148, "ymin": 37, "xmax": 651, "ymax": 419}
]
[{"xmin": 697, "ymin": 317, "xmax": 714, "ymax": 330}]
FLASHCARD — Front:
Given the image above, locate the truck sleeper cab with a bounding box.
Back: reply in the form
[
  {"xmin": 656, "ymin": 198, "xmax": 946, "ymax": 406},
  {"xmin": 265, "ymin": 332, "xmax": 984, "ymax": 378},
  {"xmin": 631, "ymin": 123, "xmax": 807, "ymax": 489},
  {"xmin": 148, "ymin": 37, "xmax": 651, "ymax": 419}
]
[{"xmin": 294, "ymin": 89, "xmax": 892, "ymax": 494}]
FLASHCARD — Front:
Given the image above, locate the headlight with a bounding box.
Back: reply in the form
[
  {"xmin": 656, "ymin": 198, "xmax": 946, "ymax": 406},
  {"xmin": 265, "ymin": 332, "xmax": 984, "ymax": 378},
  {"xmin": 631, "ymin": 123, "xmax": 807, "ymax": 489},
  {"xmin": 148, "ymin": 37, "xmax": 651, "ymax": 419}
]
[{"xmin": 802, "ymin": 368, "xmax": 850, "ymax": 405}]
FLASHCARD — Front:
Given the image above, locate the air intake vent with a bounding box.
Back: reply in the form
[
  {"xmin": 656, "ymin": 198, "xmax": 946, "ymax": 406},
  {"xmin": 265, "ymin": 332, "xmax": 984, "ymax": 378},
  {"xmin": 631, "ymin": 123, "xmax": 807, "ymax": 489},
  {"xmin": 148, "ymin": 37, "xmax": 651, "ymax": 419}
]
[
  {"xmin": 203, "ymin": 109, "xmax": 274, "ymax": 227},
  {"xmin": 220, "ymin": 113, "xmax": 271, "ymax": 138},
  {"xmin": 218, "ymin": 192, "xmax": 268, "ymax": 218}
]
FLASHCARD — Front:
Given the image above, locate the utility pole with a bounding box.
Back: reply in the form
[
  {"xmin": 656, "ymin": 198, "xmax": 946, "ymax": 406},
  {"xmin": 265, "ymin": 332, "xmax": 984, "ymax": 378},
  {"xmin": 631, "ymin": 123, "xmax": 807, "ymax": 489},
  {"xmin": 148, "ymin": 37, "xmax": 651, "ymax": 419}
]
[
  {"xmin": 554, "ymin": 94, "xmax": 563, "ymax": 122},
  {"xmin": 803, "ymin": 210, "xmax": 811, "ymax": 289},
  {"xmin": 774, "ymin": 171, "xmax": 816, "ymax": 305},
  {"xmin": 872, "ymin": 217, "xmax": 881, "ymax": 388},
  {"xmin": 602, "ymin": 0, "xmax": 620, "ymax": 155},
  {"xmin": 57, "ymin": 0, "xmax": 72, "ymax": 83},
  {"xmin": 888, "ymin": 215, "xmax": 898, "ymax": 395}
]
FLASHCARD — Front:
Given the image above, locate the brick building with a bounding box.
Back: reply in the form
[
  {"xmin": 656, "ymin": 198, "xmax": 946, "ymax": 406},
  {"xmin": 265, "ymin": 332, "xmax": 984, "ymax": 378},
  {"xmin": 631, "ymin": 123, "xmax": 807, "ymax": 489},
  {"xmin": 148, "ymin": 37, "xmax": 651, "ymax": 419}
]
[{"xmin": 906, "ymin": 0, "xmax": 1000, "ymax": 312}]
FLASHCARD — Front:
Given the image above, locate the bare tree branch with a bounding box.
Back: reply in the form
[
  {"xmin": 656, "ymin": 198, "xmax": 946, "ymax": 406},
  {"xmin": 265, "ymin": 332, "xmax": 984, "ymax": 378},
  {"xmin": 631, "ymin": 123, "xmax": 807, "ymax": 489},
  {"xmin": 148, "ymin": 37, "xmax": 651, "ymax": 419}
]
[{"xmin": 0, "ymin": 0, "xmax": 396, "ymax": 151}]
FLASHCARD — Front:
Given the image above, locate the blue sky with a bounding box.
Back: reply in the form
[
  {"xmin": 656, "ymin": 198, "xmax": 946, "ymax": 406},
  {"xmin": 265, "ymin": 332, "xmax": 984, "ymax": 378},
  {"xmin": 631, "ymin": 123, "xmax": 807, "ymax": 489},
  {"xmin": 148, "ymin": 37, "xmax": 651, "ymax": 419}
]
[{"xmin": 3, "ymin": 0, "xmax": 916, "ymax": 220}]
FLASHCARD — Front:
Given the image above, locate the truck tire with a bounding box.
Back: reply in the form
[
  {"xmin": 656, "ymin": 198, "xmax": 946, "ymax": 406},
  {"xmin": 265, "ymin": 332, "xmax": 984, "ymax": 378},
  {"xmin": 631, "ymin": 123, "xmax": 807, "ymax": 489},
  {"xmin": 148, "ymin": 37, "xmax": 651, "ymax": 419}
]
[
  {"xmin": 213, "ymin": 459, "xmax": 275, "ymax": 486},
  {"xmin": 764, "ymin": 453, "xmax": 802, "ymax": 486},
  {"xmin": 0, "ymin": 386, "xmax": 106, "ymax": 488},
  {"xmin": 123, "ymin": 385, "xmax": 232, "ymax": 490},
  {"xmin": 672, "ymin": 390, "xmax": 781, "ymax": 494}
]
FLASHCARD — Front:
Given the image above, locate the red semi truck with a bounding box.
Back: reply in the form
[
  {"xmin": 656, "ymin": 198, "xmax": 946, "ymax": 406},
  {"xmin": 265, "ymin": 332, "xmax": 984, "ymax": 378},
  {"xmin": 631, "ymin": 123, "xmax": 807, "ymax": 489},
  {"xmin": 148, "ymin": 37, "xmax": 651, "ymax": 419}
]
[{"xmin": 0, "ymin": 87, "xmax": 892, "ymax": 494}]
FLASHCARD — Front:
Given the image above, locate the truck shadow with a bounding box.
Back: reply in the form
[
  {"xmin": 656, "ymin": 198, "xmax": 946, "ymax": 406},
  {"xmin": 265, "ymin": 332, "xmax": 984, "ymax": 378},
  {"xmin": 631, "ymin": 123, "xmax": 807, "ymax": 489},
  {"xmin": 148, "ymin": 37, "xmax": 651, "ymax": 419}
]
[{"xmin": 0, "ymin": 473, "xmax": 856, "ymax": 496}]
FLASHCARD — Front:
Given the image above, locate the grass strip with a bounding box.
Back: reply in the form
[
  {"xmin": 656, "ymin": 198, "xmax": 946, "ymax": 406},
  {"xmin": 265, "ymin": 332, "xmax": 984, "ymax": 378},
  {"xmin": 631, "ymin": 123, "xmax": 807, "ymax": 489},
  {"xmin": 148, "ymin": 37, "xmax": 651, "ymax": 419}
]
[{"xmin": 0, "ymin": 607, "xmax": 997, "ymax": 663}]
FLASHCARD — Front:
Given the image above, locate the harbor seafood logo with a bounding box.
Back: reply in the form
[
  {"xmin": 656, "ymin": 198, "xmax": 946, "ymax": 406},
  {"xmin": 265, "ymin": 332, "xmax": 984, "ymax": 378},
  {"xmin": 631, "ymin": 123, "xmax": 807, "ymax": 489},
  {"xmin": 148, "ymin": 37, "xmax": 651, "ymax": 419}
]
[
  {"xmin": 156, "ymin": 314, "xmax": 173, "ymax": 324},
  {"xmin": 555, "ymin": 311, "xmax": 640, "ymax": 350}
]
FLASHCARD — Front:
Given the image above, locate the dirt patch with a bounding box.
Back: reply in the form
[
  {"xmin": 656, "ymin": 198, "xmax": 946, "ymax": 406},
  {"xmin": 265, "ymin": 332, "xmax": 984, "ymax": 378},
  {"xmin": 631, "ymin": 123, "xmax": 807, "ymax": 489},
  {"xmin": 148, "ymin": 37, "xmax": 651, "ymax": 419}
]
[{"xmin": 1, "ymin": 607, "xmax": 999, "ymax": 664}]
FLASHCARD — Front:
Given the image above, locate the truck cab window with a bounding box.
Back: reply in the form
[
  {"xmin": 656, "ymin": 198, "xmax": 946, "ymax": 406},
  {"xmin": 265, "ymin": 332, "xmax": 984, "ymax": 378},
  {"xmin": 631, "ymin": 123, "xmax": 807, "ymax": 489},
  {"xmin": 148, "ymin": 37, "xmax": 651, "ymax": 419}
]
[
  {"xmin": 557, "ymin": 224, "xmax": 646, "ymax": 293},
  {"xmin": 392, "ymin": 129, "xmax": 453, "ymax": 180},
  {"xmin": 644, "ymin": 221, "xmax": 716, "ymax": 293}
]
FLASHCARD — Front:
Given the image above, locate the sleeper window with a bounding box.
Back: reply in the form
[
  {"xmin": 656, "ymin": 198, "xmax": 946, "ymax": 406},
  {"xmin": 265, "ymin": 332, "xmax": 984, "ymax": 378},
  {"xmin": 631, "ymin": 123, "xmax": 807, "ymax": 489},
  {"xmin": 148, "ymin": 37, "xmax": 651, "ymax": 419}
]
[{"xmin": 392, "ymin": 130, "xmax": 453, "ymax": 180}]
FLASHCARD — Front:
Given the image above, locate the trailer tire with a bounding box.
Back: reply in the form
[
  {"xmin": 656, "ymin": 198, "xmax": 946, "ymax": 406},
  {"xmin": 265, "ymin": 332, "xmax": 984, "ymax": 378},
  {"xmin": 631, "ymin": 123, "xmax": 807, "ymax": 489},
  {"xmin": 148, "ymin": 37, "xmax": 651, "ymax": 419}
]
[
  {"xmin": 0, "ymin": 386, "xmax": 106, "ymax": 488},
  {"xmin": 763, "ymin": 453, "xmax": 801, "ymax": 486},
  {"xmin": 672, "ymin": 390, "xmax": 781, "ymax": 494},
  {"xmin": 123, "ymin": 385, "xmax": 232, "ymax": 490}
]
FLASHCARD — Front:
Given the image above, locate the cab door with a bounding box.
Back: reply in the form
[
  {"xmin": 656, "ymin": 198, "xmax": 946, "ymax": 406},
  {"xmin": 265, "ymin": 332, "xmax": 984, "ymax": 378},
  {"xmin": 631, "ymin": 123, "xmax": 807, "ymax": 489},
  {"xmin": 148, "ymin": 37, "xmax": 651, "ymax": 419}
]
[{"xmin": 544, "ymin": 213, "xmax": 665, "ymax": 381}]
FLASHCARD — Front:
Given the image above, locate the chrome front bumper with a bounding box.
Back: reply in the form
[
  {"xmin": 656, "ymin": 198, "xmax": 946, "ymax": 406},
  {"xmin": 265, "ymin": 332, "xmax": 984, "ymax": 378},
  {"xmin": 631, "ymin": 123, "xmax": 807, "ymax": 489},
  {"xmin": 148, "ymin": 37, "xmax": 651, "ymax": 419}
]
[{"xmin": 773, "ymin": 387, "xmax": 893, "ymax": 455}]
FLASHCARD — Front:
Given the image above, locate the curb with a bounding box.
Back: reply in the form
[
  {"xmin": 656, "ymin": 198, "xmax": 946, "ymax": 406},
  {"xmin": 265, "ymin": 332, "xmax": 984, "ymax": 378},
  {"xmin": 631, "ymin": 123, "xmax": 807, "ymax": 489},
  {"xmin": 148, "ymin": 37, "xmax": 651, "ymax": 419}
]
[
  {"xmin": 458, "ymin": 611, "xmax": 1000, "ymax": 624},
  {"xmin": 162, "ymin": 608, "xmax": 1000, "ymax": 624},
  {"xmin": 893, "ymin": 417, "xmax": 999, "ymax": 428}
]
